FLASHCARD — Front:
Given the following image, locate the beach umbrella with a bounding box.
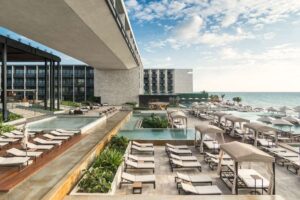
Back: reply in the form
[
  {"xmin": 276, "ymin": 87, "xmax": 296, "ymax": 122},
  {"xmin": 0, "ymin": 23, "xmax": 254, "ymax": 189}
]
[
  {"xmin": 257, "ymin": 116, "xmax": 273, "ymax": 124},
  {"xmin": 271, "ymin": 119, "xmax": 293, "ymax": 126},
  {"xmin": 283, "ymin": 116, "xmax": 299, "ymax": 124},
  {"xmin": 294, "ymin": 106, "xmax": 300, "ymax": 118},
  {"xmin": 267, "ymin": 107, "xmax": 278, "ymax": 112},
  {"xmin": 189, "ymin": 98, "xmax": 193, "ymax": 100},
  {"xmin": 181, "ymin": 97, "xmax": 186, "ymax": 100},
  {"xmin": 194, "ymin": 97, "xmax": 199, "ymax": 100},
  {"xmin": 279, "ymin": 106, "xmax": 292, "ymax": 112}
]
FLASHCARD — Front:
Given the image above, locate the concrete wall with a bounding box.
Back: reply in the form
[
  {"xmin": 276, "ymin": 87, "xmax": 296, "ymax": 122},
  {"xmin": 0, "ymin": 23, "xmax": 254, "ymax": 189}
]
[
  {"xmin": 173, "ymin": 69, "xmax": 193, "ymax": 93},
  {"xmin": 94, "ymin": 67, "xmax": 141, "ymax": 105}
]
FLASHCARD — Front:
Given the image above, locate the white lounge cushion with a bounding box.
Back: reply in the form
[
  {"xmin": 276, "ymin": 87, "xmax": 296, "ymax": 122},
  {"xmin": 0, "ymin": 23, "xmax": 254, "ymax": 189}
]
[
  {"xmin": 132, "ymin": 141, "xmax": 153, "ymax": 147},
  {"xmin": 7, "ymin": 148, "xmax": 42, "ymax": 157},
  {"xmin": 127, "ymin": 154, "xmax": 154, "ymax": 162},
  {"xmin": 33, "ymin": 138, "xmax": 62, "ymax": 145},
  {"xmin": 0, "ymin": 142, "xmax": 8, "ymax": 147},
  {"xmin": 0, "ymin": 137, "xmax": 18, "ymax": 142},
  {"xmin": 166, "ymin": 143, "xmax": 188, "ymax": 149},
  {"xmin": 203, "ymin": 141, "xmax": 220, "ymax": 149},
  {"xmin": 181, "ymin": 183, "xmax": 222, "ymax": 195},
  {"xmin": 0, "ymin": 156, "xmax": 30, "ymax": 166},
  {"xmin": 170, "ymin": 154, "xmax": 197, "ymax": 161},
  {"xmin": 172, "ymin": 159, "xmax": 201, "ymax": 167},
  {"xmin": 27, "ymin": 142, "xmax": 54, "ymax": 150},
  {"xmin": 43, "ymin": 133, "xmax": 69, "ymax": 140},
  {"xmin": 122, "ymin": 172, "xmax": 155, "ymax": 182},
  {"xmin": 3, "ymin": 132, "xmax": 23, "ymax": 139},
  {"xmin": 168, "ymin": 148, "xmax": 191, "ymax": 154},
  {"xmin": 238, "ymin": 169, "xmax": 269, "ymax": 188},
  {"xmin": 50, "ymin": 130, "xmax": 74, "ymax": 136},
  {"xmin": 131, "ymin": 145, "xmax": 154, "ymax": 152},
  {"xmin": 56, "ymin": 129, "xmax": 80, "ymax": 134},
  {"xmin": 125, "ymin": 160, "xmax": 155, "ymax": 169},
  {"xmin": 176, "ymin": 172, "xmax": 212, "ymax": 183}
]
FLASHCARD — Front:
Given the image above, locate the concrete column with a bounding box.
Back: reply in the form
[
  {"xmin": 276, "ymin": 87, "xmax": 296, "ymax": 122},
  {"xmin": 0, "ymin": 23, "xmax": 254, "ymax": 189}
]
[
  {"xmin": 24, "ymin": 65, "xmax": 26, "ymax": 98},
  {"xmin": 84, "ymin": 66, "xmax": 87, "ymax": 101},
  {"xmin": 11, "ymin": 65, "xmax": 14, "ymax": 91},
  {"xmin": 1, "ymin": 43, "xmax": 8, "ymax": 121},
  {"xmin": 60, "ymin": 65, "xmax": 63, "ymax": 100},
  {"xmin": 36, "ymin": 65, "xmax": 38, "ymax": 100},
  {"xmin": 72, "ymin": 65, "xmax": 75, "ymax": 102}
]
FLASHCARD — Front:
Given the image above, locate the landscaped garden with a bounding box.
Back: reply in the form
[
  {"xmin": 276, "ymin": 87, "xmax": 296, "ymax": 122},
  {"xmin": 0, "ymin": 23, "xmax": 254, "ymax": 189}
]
[
  {"xmin": 0, "ymin": 112, "xmax": 22, "ymax": 123},
  {"xmin": 78, "ymin": 136, "xmax": 129, "ymax": 193},
  {"xmin": 141, "ymin": 113, "xmax": 168, "ymax": 128}
]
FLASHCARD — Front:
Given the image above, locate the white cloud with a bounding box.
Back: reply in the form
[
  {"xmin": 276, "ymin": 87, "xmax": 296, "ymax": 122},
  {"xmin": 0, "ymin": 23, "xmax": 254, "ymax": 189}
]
[
  {"xmin": 263, "ymin": 32, "xmax": 276, "ymax": 40},
  {"xmin": 175, "ymin": 15, "xmax": 203, "ymax": 42}
]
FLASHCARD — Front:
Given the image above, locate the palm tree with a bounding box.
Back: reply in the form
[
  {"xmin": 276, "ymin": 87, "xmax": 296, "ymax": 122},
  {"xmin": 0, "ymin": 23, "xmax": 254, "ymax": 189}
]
[{"xmin": 221, "ymin": 94, "xmax": 225, "ymax": 101}]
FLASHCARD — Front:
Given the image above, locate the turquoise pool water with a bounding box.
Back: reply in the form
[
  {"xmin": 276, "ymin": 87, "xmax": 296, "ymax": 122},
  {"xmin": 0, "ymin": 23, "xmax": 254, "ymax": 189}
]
[
  {"xmin": 119, "ymin": 128, "xmax": 196, "ymax": 140},
  {"xmin": 28, "ymin": 116, "xmax": 99, "ymax": 131}
]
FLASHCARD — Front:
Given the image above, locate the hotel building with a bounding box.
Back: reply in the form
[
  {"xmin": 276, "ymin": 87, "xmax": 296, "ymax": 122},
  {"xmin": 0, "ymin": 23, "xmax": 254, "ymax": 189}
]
[{"xmin": 143, "ymin": 69, "xmax": 193, "ymax": 94}]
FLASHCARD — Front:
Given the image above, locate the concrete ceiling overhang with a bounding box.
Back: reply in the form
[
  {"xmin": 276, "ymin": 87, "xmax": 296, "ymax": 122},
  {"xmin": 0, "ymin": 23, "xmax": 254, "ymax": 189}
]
[{"xmin": 0, "ymin": 0, "xmax": 140, "ymax": 70}]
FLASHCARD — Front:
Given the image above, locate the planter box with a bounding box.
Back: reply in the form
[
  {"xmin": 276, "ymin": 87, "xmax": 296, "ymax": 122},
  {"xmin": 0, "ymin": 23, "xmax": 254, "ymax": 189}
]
[
  {"xmin": 3, "ymin": 118, "xmax": 26, "ymax": 126},
  {"xmin": 70, "ymin": 144, "xmax": 129, "ymax": 195}
]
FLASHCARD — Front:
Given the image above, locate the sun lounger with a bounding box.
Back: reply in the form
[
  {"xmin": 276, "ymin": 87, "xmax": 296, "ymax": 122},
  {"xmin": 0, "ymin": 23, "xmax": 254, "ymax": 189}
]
[
  {"xmin": 286, "ymin": 159, "xmax": 300, "ymax": 174},
  {"xmin": 204, "ymin": 152, "xmax": 231, "ymax": 163},
  {"xmin": 179, "ymin": 183, "xmax": 222, "ymax": 195},
  {"xmin": 3, "ymin": 132, "xmax": 23, "ymax": 139},
  {"xmin": 119, "ymin": 172, "xmax": 156, "ymax": 189},
  {"xmin": 167, "ymin": 147, "xmax": 192, "ymax": 156},
  {"xmin": 238, "ymin": 169, "xmax": 269, "ymax": 189},
  {"xmin": 257, "ymin": 139, "xmax": 275, "ymax": 147},
  {"xmin": 170, "ymin": 153, "xmax": 197, "ymax": 161},
  {"xmin": 0, "ymin": 156, "xmax": 31, "ymax": 170},
  {"xmin": 11, "ymin": 130, "xmax": 35, "ymax": 137},
  {"xmin": 127, "ymin": 154, "xmax": 155, "ymax": 163},
  {"xmin": 175, "ymin": 172, "xmax": 212, "ymax": 188},
  {"xmin": 0, "ymin": 137, "xmax": 19, "ymax": 143},
  {"xmin": 33, "ymin": 138, "xmax": 62, "ymax": 146},
  {"xmin": 0, "ymin": 142, "xmax": 8, "ymax": 149},
  {"xmin": 209, "ymin": 158, "xmax": 233, "ymax": 170},
  {"xmin": 132, "ymin": 141, "xmax": 153, "ymax": 147},
  {"xmin": 203, "ymin": 141, "xmax": 220, "ymax": 152},
  {"xmin": 56, "ymin": 129, "xmax": 80, "ymax": 134},
  {"xmin": 170, "ymin": 159, "xmax": 201, "ymax": 172},
  {"xmin": 166, "ymin": 143, "xmax": 189, "ymax": 150},
  {"xmin": 50, "ymin": 130, "xmax": 74, "ymax": 136},
  {"xmin": 43, "ymin": 133, "xmax": 69, "ymax": 140},
  {"xmin": 27, "ymin": 142, "xmax": 54, "ymax": 150},
  {"xmin": 131, "ymin": 145, "xmax": 154, "ymax": 155},
  {"xmin": 7, "ymin": 148, "xmax": 43, "ymax": 159},
  {"xmin": 124, "ymin": 160, "xmax": 155, "ymax": 173}
]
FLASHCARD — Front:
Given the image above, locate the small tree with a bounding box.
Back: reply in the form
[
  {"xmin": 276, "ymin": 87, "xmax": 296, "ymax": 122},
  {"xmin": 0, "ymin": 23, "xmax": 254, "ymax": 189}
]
[
  {"xmin": 232, "ymin": 97, "xmax": 242, "ymax": 104},
  {"xmin": 221, "ymin": 94, "xmax": 225, "ymax": 101}
]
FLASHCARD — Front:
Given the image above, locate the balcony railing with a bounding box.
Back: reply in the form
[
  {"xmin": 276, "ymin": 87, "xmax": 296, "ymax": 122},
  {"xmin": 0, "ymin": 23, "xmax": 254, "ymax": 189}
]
[{"xmin": 106, "ymin": 0, "xmax": 140, "ymax": 66}]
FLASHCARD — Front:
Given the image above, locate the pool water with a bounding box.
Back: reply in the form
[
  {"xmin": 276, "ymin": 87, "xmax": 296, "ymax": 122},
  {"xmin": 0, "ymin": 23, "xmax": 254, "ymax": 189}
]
[
  {"xmin": 119, "ymin": 128, "xmax": 197, "ymax": 140},
  {"xmin": 28, "ymin": 116, "xmax": 99, "ymax": 131}
]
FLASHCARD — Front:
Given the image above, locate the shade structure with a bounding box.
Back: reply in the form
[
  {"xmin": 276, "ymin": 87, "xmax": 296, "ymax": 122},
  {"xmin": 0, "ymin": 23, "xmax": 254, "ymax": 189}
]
[
  {"xmin": 283, "ymin": 116, "xmax": 299, "ymax": 124},
  {"xmin": 257, "ymin": 116, "xmax": 273, "ymax": 124},
  {"xmin": 218, "ymin": 141, "xmax": 275, "ymax": 195},
  {"xmin": 272, "ymin": 119, "xmax": 293, "ymax": 126},
  {"xmin": 194, "ymin": 124, "xmax": 225, "ymax": 153},
  {"xmin": 267, "ymin": 107, "xmax": 278, "ymax": 112},
  {"xmin": 279, "ymin": 106, "xmax": 291, "ymax": 112},
  {"xmin": 220, "ymin": 141, "xmax": 274, "ymax": 162},
  {"xmin": 168, "ymin": 110, "xmax": 187, "ymax": 129},
  {"xmin": 211, "ymin": 112, "xmax": 227, "ymax": 126},
  {"xmin": 244, "ymin": 122, "xmax": 277, "ymax": 146},
  {"xmin": 224, "ymin": 115, "xmax": 250, "ymax": 136}
]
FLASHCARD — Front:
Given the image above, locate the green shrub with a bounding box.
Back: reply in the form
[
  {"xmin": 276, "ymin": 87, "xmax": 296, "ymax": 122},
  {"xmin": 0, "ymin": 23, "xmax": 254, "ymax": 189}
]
[
  {"xmin": 93, "ymin": 149, "xmax": 123, "ymax": 172},
  {"xmin": 108, "ymin": 136, "xmax": 129, "ymax": 153},
  {"xmin": 142, "ymin": 114, "xmax": 168, "ymax": 128},
  {"xmin": 61, "ymin": 101, "xmax": 81, "ymax": 107},
  {"xmin": 78, "ymin": 136, "xmax": 128, "ymax": 193},
  {"xmin": 78, "ymin": 168, "xmax": 113, "ymax": 193},
  {"xmin": 0, "ymin": 112, "xmax": 22, "ymax": 123},
  {"xmin": 0, "ymin": 123, "xmax": 15, "ymax": 135}
]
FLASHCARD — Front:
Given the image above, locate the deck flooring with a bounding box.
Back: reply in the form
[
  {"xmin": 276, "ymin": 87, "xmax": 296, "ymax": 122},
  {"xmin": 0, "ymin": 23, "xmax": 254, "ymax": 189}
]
[{"xmin": 0, "ymin": 111, "xmax": 130, "ymax": 200}]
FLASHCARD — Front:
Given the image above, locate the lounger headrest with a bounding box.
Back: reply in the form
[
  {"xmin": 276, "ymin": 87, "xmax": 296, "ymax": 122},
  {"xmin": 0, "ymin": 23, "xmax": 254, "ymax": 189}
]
[{"xmin": 122, "ymin": 172, "xmax": 135, "ymax": 181}]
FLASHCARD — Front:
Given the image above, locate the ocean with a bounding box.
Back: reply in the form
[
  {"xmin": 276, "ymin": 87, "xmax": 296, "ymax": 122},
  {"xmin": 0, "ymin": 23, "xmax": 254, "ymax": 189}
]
[{"xmin": 210, "ymin": 92, "xmax": 300, "ymax": 108}]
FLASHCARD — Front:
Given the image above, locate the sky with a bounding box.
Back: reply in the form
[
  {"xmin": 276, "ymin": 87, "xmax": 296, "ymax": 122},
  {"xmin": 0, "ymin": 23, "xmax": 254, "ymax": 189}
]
[
  {"xmin": 1, "ymin": 0, "xmax": 300, "ymax": 92},
  {"xmin": 124, "ymin": 0, "xmax": 300, "ymax": 92}
]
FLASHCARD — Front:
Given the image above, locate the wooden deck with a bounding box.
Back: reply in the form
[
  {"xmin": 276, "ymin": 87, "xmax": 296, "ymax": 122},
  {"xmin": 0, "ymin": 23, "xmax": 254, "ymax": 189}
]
[{"xmin": 0, "ymin": 111, "xmax": 131, "ymax": 200}]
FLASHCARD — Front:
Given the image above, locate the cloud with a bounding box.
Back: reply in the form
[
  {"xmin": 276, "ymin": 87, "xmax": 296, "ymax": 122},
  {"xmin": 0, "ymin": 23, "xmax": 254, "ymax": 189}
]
[
  {"xmin": 175, "ymin": 15, "xmax": 203, "ymax": 42},
  {"xmin": 263, "ymin": 32, "xmax": 276, "ymax": 40}
]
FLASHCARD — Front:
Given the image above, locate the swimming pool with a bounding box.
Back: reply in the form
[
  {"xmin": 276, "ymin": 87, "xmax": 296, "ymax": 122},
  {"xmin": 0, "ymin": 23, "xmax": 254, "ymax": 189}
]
[
  {"xmin": 28, "ymin": 116, "xmax": 102, "ymax": 132},
  {"xmin": 119, "ymin": 128, "xmax": 197, "ymax": 140}
]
